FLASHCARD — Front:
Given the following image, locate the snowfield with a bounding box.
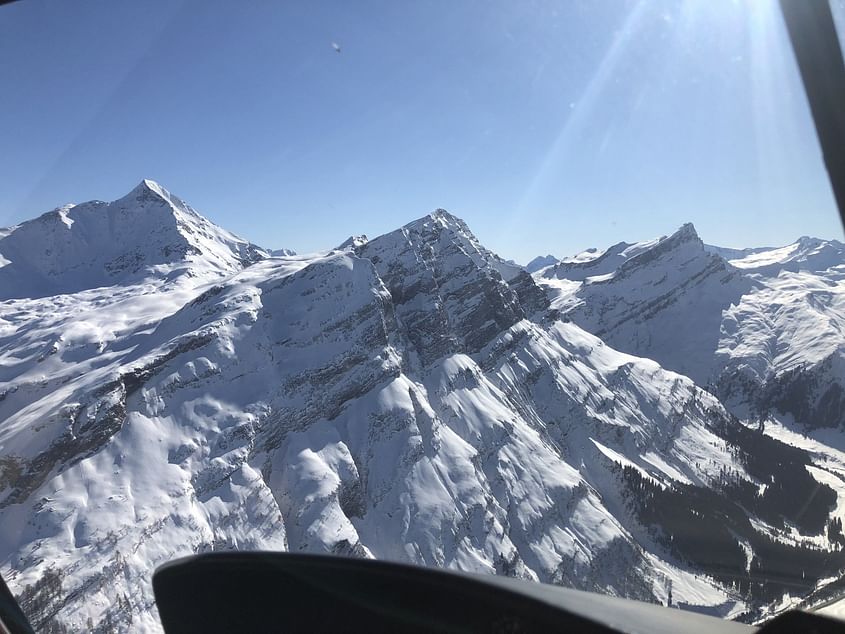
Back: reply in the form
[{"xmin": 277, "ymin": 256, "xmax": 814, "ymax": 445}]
[{"xmin": 1, "ymin": 182, "xmax": 844, "ymax": 631}]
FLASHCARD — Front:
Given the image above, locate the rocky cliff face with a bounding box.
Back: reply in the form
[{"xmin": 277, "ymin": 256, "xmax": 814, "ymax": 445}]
[{"xmin": 355, "ymin": 210, "xmax": 538, "ymax": 365}]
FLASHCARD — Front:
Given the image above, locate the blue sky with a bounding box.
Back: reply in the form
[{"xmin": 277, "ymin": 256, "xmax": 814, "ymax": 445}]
[{"xmin": 1, "ymin": 0, "xmax": 842, "ymax": 263}]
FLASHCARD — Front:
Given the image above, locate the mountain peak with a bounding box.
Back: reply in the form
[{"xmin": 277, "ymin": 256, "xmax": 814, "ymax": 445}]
[
  {"xmin": 610, "ymin": 222, "xmax": 706, "ymax": 275},
  {"xmin": 430, "ymin": 208, "xmax": 456, "ymax": 221},
  {"xmin": 398, "ymin": 209, "xmax": 473, "ymax": 241},
  {"xmin": 543, "ymin": 222, "xmax": 707, "ymax": 284},
  {"xmin": 418, "ymin": 208, "xmax": 471, "ymax": 232},
  {"xmin": 0, "ymin": 181, "xmax": 265, "ymax": 299},
  {"xmin": 722, "ymin": 234, "xmax": 845, "ymax": 273},
  {"xmin": 139, "ymin": 177, "xmax": 162, "ymax": 192},
  {"xmin": 119, "ymin": 178, "xmax": 185, "ymax": 211},
  {"xmin": 525, "ymin": 255, "xmax": 558, "ymax": 273},
  {"xmin": 128, "ymin": 177, "xmax": 163, "ymax": 197},
  {"xmin": 671, "ymin": 222, "xmax": 700, "ymax": 242},
  {"xmin": 357, "ymin": 216, "xmax": 530, "ymax": 363},
  {"xmin": 796, "ymin": 235, "xmax": 826, "ymax": 248}
]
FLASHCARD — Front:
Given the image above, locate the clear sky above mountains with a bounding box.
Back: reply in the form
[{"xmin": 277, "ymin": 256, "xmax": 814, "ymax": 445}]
[{"xmin": 1, "ymin": 0, "xmax": 843, "ymax": 263}]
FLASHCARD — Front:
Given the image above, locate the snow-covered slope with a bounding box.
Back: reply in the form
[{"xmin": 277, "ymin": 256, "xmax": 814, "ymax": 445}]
[
  {"xmin": 0, "ymin": 180, "xmax": 267, "ymax": 300},
  {"xmin": 546, "ymin": 235, "xmax": 668, "ymax": 283},
  {"xmin": 703, "ymin": 244, "xmax": 775, "ymax": 263},
  {"xmin": 716, "ymin": 237, "xmax": 845, "ymax": 275},
  {"xmin": 2, "ymin": 189, "xmax": 843, "ymax": 631},
  {"xmin": 538, "ymin": 226, "xmax": 845, "ymax": 432},
  {"xmin": 715, "ymin": 262, "xmax": 845, "ymax": 419},
  {"xmin": 535, "ymin": 224, "xmax": 845, "ymax": 621},
  {"xmin": 539, "ymin": 224, "xmax": 752, "ymax": 386}
]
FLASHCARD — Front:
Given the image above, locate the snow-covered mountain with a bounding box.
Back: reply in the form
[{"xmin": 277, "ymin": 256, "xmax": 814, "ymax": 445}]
[
  {"xmin": 538, "ymin": 224, "xmax": 752, "ymax": 385},
  {"xmin": 525, "ymin": 254, "xmax": 558, "ymax": 273},
  {"xmin": 0, "ymin": 180, "xmax": 268, "ymax": 301},
  {"xmin": 536, "ymin": 225, "xmax": 845, "ymax": 433},
  {"xmin": 2, "ymin": 184, "xmax": 844, "ymax": 631},
  {"xmin": 707, "ymin": 236, "xmax": 845, "ymax": 275}
]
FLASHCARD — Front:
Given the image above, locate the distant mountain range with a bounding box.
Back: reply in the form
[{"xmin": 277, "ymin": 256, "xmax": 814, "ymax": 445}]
[
  {"xmin": 535, "ymin": 225, "xmax": 845, "ymax": 429},
  {"xmin": 2, "ymin": 181, "xmax": 844, "ymax": 631}
]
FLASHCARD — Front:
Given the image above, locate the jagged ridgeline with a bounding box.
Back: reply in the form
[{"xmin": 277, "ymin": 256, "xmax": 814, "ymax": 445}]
[{"xmin": 1, "ymin": 181, "xmax": 844, "ymax": 631}]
